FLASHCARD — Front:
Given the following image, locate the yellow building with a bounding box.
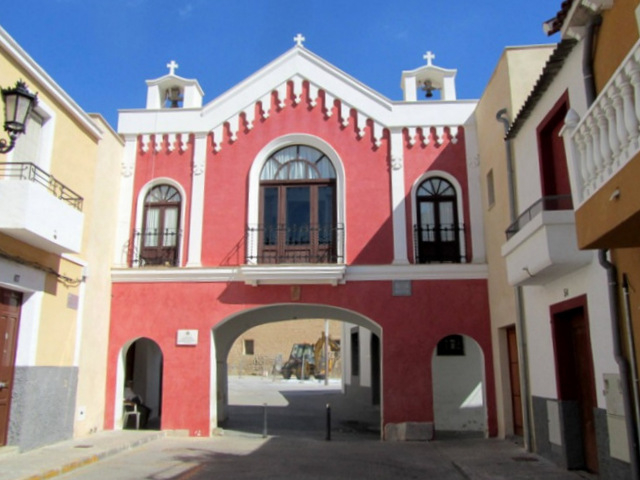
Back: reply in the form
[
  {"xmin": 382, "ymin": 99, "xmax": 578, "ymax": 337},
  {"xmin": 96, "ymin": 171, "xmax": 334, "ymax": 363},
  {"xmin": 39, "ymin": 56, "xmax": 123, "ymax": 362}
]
[
  {"xmin": 475, "ymin": 45, "xmax": 555, "ymax": 443},
  {"xmin": 0, "ymin": 26, "xmax": 122, "ymax": 451}
]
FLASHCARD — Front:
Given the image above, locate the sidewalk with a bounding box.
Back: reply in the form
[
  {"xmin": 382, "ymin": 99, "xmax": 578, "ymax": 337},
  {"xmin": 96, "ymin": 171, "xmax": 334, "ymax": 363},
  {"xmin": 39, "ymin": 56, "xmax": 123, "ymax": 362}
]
[
  {"xmin": 0, "ymin": 430, "xmax": 166, "ymax": 480},
  {"xmin": 0, "ymin": 429, "xmax": 588, "ymax": 480}
]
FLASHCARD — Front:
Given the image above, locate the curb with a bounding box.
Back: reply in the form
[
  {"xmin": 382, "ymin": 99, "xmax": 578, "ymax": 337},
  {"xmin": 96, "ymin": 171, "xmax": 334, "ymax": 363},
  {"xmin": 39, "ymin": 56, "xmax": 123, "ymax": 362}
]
[{"xmin": 17, "ymin": 432, "xmax": 166, "ymax": 480}]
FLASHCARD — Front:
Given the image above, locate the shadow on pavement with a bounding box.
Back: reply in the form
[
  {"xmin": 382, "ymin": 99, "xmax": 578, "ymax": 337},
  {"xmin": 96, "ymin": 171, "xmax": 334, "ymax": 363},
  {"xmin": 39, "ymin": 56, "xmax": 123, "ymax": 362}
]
[{"xmin": 222, "ymin": 387, "xmax": 380, "ymax": 441}]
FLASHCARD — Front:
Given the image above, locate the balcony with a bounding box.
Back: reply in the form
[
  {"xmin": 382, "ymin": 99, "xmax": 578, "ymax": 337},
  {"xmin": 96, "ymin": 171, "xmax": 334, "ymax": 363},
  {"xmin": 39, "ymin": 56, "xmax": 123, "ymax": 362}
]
[
  {"xmin": 130, "ymin": 229, "xmax": 182, "ymax": 267},
  {"xmin": 246, "ymin": 223, "xmax": 344, "ymax": 264},
  {"xmin": 413, "ymin": 223, "xmax": 467, "ymax": 263},
  {"xmin": 501, "ymin": 195, "xmax": 592, "ymax": 286},
  {"xmin": 0, "ymin": 162, "xmax": 84, "ymax": 254},
  {"xmin": 241, "ymin": 223, "xmax": 346, "ymax": 285},
  {"xmin": 565, "ymin": 38, "xmax": 640, "ymax": 207}
]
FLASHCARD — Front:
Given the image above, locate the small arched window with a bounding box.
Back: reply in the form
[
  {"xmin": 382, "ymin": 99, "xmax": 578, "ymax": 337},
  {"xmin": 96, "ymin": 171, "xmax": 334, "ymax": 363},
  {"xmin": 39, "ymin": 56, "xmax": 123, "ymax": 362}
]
[
  {"xmin": 258, "ymin": 145, "xmax": 339, "ymax": 264},
  {"xmin": 415, "ymin": 177, "xmax": 462, "ymax": 263},
  {"xmin": 139, "ymin": 185, "xmax": 181, "ymax": 266}
]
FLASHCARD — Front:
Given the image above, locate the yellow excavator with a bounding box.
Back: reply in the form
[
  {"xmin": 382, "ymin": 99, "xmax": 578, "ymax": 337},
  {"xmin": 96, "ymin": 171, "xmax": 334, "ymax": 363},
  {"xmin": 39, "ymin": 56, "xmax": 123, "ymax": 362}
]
[{"xmin": 281, "ymin": 332, "xmax": 340, "ymax": 380}]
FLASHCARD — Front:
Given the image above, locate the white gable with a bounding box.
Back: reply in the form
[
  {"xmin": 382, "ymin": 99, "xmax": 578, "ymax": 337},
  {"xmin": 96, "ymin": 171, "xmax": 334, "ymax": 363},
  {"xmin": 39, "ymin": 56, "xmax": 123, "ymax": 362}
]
[{"xmin": 118, "ymin": 45, "xmax": 476, "ymax": 151}]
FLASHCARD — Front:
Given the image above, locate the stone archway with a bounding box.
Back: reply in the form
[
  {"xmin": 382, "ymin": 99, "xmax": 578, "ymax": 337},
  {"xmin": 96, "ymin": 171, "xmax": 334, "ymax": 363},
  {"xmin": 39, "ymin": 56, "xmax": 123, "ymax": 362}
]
[{"xmin": 211, "ymin": 303, "xmax": 382, "ymax": 434}]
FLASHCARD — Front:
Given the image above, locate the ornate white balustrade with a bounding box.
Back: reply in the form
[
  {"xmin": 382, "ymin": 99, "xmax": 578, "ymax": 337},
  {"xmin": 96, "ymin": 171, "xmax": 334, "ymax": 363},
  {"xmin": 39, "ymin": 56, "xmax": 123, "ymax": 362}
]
[{"xmin": 565, "ymin": 38, "xmax": 640, "ymax": 206}]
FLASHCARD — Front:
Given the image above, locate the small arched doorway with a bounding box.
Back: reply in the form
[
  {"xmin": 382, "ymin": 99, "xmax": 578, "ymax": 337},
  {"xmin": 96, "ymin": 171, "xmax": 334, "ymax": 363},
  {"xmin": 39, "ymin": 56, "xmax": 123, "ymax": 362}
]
[
  {"xmin": 431, "ymin": 334, "xmax": 487, "ymax": 437},
  {"xmin": 115, "ymin": 338, "xmax": 163, "ymax": 430}
]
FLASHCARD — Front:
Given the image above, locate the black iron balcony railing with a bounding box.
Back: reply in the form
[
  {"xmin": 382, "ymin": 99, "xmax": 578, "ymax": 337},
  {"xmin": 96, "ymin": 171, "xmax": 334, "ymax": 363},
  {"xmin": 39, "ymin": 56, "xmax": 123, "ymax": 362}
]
[
  {"xmin": 0, "ymin": 162, "xmax": 83, "ymax": 211},
  {"xmin": 505, "ymin": 194, "xmax": 573, "ymax": 239},
  {"xmin": 413, "ymin": 223, "xmax": 466, "ymax": 263},
  {"xmin": 247, "ymin": 223, "xmax": 344, "ymax": 264},
  {"xmin": 131, "ymin": 229, "xmax": 181, "ymax": 266}
]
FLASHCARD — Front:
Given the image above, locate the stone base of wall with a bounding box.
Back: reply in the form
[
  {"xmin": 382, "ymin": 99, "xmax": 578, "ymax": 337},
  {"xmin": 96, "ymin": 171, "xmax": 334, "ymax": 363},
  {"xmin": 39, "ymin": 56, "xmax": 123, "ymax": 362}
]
[
  {"xmin": 384, "ymin": 422, "xmax": 434, "ymax": 441},
  {"xmin": 8, "ymin": 366, "xmax": 78, "ymax": 452},
  {"xmin": 594, "ymin": 408, "xmax": 632, "ymax": 480},
  {"xmin": 532, "ymin": 396, "xmax": 632, "ymax": 479}
]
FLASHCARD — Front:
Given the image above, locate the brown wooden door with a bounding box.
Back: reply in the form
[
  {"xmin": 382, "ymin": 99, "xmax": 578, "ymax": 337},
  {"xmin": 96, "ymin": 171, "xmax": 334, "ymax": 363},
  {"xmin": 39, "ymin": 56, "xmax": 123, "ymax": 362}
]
[
  {"xmin": 260, "ymin": 183, "xmax": 336, "ymax": 264},
  {"xmin": 506, "ymin": 326, "xmax": 523, "ymax": 436},
  {"xmin": 553, "ymin": 305, "xmax": 599, "ymax": 473},
  {"xmin": 0, "ymin": 288, "xmax": 22, "ymax": 446}
]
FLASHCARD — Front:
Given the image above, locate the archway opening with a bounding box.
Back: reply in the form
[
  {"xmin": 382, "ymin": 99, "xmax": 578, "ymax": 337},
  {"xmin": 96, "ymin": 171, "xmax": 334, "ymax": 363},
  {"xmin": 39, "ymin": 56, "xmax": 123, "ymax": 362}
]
[
  {"xmin": 212, "ymin": 304, "xmax": 382, "ymax": 439},
  {"xmin": 431, "ymin": 334, "xmax": 487, "ymax": 438},
  {"xmin": 120, "ymin": 338, "xmax": 163, "ymax": 430}
]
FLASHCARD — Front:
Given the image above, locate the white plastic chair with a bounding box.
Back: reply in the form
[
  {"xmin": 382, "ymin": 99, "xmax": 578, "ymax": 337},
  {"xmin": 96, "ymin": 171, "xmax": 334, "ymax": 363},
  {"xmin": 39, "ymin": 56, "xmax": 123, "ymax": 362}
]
[{"xmin": 123, "ymin": 401, "xmax": 140, "ymax": 429}]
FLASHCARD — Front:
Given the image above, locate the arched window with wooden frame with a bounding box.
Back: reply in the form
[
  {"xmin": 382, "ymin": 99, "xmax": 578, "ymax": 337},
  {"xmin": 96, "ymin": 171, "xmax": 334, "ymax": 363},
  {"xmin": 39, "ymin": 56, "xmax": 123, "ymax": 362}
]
[
  {"xmin": 139, "ymin": 184, "xmax": 181, "ymax": 266},
  {"xmin": 414, "ymin": 176, "xmax": 463, "ymax": 263},
  {"xmin": 257, "ymin": 145, "xmax": 339, "ymax": 264}
]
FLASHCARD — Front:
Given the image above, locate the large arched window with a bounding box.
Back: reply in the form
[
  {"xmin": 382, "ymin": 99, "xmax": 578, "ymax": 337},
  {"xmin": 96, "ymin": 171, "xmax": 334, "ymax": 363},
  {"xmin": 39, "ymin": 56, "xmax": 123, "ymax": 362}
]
[
  {"xmin": 415, "ymin": 176, "xmax": 462, "ymax": 263},
  {"xmin": 258, "ymin": 145, "xmax": 338, "ymax": 264},
  {"xmin": 139, "ymin": 184, "xmax": 181, "ymax": 266}
]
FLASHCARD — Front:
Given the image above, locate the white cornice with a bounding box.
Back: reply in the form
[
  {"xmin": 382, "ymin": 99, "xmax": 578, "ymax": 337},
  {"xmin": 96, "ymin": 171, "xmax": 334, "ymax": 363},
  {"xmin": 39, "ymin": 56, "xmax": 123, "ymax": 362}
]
[
  {"xmin": 111, "ymin": 263, "xmax": 488, "ymax": 284},
  {"xmin": 345, "ymin": 264, "xmax": 488, "ymax": 281},
  {"xmin": 240, "ymin": 264, "xmax": 346, "ymax": 286},
  {"xmin": 117, "ymin": 46, "xmax": 478, "ymax": 149},
  {"xmin": 0, "ymin": 26, "xmax": 102, "ymax": 141},
  {"xmin": 146, "ymin": 74, "xmax": 205, "ymax": 96}
]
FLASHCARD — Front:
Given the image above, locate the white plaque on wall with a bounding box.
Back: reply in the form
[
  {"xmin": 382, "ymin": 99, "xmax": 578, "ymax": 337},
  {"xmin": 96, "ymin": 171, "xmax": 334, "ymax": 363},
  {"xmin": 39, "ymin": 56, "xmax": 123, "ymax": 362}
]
[{"xmin": 176, "ymin": 329, "xmax": 198, "ymax": 346}]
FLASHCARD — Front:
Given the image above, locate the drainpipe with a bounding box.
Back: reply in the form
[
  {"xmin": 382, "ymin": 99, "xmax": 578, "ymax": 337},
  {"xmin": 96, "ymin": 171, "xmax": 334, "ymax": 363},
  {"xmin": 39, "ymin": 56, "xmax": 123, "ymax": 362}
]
[
  {"xmin": 496, "ymin": 109, "xmax": 517, "ymax": 222},
  {"xmin": 496, "ymin": 109, "xmax": 533, "ymax": 452},
  {"xmin": 623, "ymin": 274, "xmax": 640, "ymax": 441},
  {"xmin": 582, "ymin": 14, "xmax": 602, "ymax": 106},
  {"xmin": 599, "ymin": 250, "xmax": 640, "ymax": 479}
]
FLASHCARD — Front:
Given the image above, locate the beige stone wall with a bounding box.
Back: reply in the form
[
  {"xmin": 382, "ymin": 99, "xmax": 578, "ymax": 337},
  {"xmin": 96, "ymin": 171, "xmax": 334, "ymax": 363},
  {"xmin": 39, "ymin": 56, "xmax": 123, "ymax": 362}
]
[
  {"xmin": 227, "ymin": 319, "xmax": 342, "ymax": 377},
  {"xmin": 475, "ymin": 45, "xmax": 554, "ymax": 437},
  {"xmin": 73, "ymin": 115, "xmax": 123, "ymax": 436}
]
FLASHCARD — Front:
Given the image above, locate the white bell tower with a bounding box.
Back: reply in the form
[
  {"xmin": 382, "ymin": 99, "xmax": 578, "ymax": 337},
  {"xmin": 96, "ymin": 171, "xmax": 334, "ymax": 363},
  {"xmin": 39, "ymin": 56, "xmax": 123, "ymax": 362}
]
[
  {"xmin": 401, "ymin": 51, "xmax": 457, "ymax": 101},
  {"xmin": 145, "ymin": 60, "xmax": 204, "ymax": 109}
]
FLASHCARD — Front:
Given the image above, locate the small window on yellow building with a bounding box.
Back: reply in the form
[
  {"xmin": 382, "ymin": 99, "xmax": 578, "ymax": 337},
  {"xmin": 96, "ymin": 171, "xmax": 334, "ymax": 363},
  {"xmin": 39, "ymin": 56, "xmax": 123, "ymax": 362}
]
[{"xmin": 243, "ymin": 339, "xmax": 255, "ymax": 355}]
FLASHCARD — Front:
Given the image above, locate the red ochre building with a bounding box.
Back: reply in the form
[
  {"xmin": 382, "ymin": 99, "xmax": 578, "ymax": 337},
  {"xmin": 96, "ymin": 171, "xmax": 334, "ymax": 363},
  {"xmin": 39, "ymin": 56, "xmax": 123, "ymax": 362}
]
[{"xmin": 105, "ymin": 39, "xmax": 494, "ymax": 440}]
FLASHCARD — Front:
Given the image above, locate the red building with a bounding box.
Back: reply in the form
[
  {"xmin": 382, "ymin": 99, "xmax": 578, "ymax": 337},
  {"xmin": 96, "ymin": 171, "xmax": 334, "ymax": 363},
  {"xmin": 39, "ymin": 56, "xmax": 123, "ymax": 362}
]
[{"xmin": 105, "ymin": 39, "xmax": 495, "ymax": 440}]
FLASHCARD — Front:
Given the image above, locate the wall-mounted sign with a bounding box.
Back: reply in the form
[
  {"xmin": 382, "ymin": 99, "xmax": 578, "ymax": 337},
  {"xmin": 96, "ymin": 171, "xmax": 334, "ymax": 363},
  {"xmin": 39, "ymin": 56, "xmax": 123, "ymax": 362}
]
[
  {"xmin": 176, "ymin": 329, "xmax": 198, "ymax": 346},
  {"xmin": 392, "ymin": 280, "xmax": 412, "ymax": 296}
]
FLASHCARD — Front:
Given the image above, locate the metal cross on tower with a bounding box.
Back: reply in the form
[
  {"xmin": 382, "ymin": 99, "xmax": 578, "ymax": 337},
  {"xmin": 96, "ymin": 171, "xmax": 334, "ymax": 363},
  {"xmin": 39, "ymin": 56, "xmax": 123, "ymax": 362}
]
[
  {"xmin": 167, "ymin": 60, "xmax": 179, "ymax": 75},
  {"xmin": 294, "ymin": 33, "xmax": 306, "ymax": 47},
  {"xmin": 423, "ymin": 51, "xmax": 436, "ymax": 66}
]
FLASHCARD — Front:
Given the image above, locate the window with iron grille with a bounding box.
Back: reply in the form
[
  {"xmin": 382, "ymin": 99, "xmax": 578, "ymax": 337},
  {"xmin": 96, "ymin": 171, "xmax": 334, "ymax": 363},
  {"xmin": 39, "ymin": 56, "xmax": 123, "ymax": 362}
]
[
  {"xmin": 437, "ymin": 335, "xmax": 465, "ymax": 356},
  {"xmin": 258, "ymin": 145, "xmax": 338, "ymax": 264},
  {"xmin": 140, "ymin": 185, "xmax": 181, "ymax": 266},
  {"xmin": 415, "ymin": 177, "xmax": 462, "ymax": 263}
]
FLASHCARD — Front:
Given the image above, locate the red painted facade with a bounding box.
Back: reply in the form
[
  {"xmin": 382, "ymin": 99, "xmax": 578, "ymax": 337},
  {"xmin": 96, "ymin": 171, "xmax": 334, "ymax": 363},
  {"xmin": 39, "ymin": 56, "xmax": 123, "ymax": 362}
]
[
  {"xmin": 107, "ymin": 48, "xmax": 495, "ymax": 439},
  {"xmin": 106, "ymin": 280, "xmax": 495, "ymax": 434}
]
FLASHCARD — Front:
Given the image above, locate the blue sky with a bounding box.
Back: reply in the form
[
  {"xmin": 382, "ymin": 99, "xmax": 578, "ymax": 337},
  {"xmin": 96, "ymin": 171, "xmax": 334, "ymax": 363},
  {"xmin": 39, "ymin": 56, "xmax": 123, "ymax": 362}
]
[{"xmin": 3, "ymin": 1, "xmax": 563, "ymax": 129}]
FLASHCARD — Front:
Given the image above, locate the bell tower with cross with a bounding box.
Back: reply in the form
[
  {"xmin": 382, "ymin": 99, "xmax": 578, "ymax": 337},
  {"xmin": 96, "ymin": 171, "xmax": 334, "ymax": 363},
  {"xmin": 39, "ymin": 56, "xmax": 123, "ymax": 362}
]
[
  {"xmin": 144, "ymin": 60, "xmax": 204, "ymax": 109},
  {"xmin": 400, "ymin": 50, "xmax": 458, "ymax": 102}
]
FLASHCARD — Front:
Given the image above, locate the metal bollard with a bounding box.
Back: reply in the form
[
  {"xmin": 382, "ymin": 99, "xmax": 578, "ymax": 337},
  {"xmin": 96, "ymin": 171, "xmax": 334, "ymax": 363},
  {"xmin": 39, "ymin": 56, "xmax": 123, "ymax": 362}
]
[
  {"xmin": 263, "ymin": 403, "xmax": 268, "ymax": 438},
  {"xmin": 326, "ymin": 403, "xmax": 331, "ymax": 441}
]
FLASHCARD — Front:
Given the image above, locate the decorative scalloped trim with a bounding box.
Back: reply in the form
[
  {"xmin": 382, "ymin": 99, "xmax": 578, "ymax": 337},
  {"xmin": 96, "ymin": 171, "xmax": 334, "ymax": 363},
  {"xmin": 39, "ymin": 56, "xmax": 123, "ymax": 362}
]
[{"xmin": 191, "ymin": 77, "xmax": 462, "ymax": 153}]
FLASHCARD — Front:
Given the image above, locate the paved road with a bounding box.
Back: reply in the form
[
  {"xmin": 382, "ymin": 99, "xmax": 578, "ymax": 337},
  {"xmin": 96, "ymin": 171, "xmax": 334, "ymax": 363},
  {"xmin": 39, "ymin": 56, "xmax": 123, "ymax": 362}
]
[
  {"xmin": 53, "ymin": 376, "xmax": 585, "ymax": 480},
  {"xmin": 55, "ymin": 432, "xmax": 587, "ymax": 480}
]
